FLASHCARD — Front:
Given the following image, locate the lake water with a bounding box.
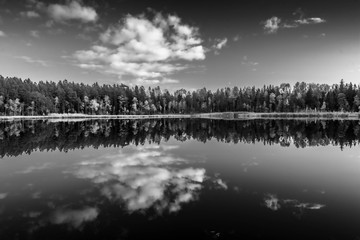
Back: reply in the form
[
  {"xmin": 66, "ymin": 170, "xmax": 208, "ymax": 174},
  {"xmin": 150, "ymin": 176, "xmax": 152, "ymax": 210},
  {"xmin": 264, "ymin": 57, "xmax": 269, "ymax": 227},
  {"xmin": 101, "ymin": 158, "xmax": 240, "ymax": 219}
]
[{"xmin": 0, "ymin": 119, "xmax": 360, "ymax": 239}]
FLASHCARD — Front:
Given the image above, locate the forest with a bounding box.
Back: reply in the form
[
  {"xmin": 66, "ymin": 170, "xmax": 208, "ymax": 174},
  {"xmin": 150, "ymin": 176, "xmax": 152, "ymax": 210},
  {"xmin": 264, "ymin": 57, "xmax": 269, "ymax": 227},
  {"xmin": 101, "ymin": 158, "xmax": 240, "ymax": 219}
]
[
  {"xmin": 0, "ymin": 119, "xmax": 358, "ymax": 157},
  {"xmin": 0, "ymin": 75, "xmax": 359, "ymax": 116}
]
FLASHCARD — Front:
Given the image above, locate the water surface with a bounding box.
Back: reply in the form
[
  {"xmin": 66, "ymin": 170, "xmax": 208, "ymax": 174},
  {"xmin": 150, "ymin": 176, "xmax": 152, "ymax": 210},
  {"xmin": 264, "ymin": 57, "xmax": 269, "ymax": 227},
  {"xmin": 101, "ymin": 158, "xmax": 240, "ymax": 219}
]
[{"xmin": 0, "ymin": 119, "xmax": 359, "ymax": 239}]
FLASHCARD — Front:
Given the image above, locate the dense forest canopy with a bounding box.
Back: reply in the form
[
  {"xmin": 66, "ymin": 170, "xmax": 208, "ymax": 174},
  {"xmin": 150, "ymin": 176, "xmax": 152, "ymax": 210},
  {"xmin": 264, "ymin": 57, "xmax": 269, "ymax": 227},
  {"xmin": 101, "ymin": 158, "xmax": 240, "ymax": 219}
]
[{"xmin": 0, "ymin": 75, "xmax": 359, "ymax": 115}]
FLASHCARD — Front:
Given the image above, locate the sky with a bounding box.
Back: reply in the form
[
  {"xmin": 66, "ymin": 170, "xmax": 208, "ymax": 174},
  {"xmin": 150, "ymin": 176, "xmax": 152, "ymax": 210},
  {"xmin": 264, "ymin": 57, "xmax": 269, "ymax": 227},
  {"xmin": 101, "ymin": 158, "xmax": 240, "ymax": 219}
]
[{"xmin": 0, "ymin": 0, "xmax": 359, "ymax": 91}]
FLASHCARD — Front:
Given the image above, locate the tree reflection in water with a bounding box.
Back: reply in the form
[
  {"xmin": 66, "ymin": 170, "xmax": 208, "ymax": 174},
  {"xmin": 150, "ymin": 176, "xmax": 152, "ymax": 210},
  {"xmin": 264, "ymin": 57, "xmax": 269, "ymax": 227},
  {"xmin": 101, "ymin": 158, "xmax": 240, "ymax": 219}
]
[{"xmin": 0, "ymin": 118, "xmax": 359, "ymax": 157}]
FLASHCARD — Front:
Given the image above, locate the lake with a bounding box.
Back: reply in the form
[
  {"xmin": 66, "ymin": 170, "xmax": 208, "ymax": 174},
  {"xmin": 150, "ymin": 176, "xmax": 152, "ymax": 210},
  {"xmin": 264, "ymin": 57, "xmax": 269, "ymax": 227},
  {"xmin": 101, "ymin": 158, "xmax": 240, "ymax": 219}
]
[{"xmin": 0, "ymin": 119, "xmax": 360, "ymax": 239}]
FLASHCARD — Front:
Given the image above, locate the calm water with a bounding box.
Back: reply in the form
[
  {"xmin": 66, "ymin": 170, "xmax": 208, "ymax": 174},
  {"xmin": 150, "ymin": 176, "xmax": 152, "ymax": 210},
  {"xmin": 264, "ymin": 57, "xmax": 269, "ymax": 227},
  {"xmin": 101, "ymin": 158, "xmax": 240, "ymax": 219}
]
[{"xmin": 0, "ymin": 119, "xmax": 360, "ymax": 239}]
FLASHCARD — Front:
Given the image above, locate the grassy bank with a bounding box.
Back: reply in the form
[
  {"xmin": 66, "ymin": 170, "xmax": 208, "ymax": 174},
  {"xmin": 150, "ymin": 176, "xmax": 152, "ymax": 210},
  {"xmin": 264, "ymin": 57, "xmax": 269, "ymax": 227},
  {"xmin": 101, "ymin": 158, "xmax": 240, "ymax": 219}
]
[{"xmin": 0, "ymin": 112, "xmax": 360, "ymax": 122}]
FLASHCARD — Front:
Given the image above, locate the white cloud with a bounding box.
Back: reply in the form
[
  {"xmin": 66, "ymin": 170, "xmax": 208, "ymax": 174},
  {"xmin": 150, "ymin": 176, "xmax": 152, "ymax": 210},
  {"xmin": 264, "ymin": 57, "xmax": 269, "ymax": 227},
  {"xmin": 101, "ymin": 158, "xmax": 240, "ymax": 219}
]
[
  {"xmin": 30, "ymin": 30, "xmax": 40, "ymax": 38},
  {"xmin": 20, "ymin": 11, "xmax": 40, "ymax": 18},
  {"xmin": 213, "ymin": 38, "xmax": 227, "ymax": 50},
  {"xmin": 51, "ymin": 207, "xmax": 99, "ymax": 228},
  {"xmin": 0, "ymin": 30, "xmax": 6, "ymax": 37},
  {"xmin": 212, "ymin": 38, "xmax": 228, "ymax": 55},
  {"xmin": 310, "ymin": 18, "xmax": 326, "ymax": 24},
  {"xmin": 263, "ymin": 16, "xmax": 281, "ymax": 34},
  {"xmin": 134, "ymin": 77, "xmax": 180, "ymax": 86},
  {"xmin": 134, "ymin": 78, "xmax": 160, "ymax": 85},
  {"xmin": 73, "ymin": 12, "xmax": 205, "ymax": 84},
  {"xmin": 161, "ymin": 78, "xmax": 180, "ymax": 84},
  {"xmin": 295, "ymin": 17, "xmax": 326, "ymax": 24},
  {"xmin": 47, "ymin": 0, "xmax": 98, "ymax": 23},
  {"xmin": 263, "ymin": 10, "xmax": 326, "ymax": 34}
]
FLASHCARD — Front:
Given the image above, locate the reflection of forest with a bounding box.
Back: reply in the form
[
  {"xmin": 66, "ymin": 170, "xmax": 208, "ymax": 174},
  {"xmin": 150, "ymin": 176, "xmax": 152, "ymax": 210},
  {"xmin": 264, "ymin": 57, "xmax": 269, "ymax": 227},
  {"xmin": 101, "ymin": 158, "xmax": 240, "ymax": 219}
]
[{"xmin": 1, "ymin": 119, "xmax": 359, "ymax": 157}]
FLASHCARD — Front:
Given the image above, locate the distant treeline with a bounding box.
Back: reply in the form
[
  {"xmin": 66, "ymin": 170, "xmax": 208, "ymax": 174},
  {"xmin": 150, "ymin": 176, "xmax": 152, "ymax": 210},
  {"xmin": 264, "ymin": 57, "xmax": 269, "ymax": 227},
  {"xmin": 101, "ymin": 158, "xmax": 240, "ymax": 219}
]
[
  {"xmin": 0, "ymin": 119, "xmax": 358, "ymax": 157},
  {"xmin": 0, "ymin": 75, "xmax": 359, "ymax": 116}
]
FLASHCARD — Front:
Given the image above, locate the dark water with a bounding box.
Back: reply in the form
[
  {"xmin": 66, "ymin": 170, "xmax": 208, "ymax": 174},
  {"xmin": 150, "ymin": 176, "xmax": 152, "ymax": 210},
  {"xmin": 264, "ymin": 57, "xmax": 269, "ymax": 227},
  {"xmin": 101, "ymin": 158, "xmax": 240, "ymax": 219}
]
[{"xmin": 0, "ymin": 119, "xmax": 360, "ymax": 239}]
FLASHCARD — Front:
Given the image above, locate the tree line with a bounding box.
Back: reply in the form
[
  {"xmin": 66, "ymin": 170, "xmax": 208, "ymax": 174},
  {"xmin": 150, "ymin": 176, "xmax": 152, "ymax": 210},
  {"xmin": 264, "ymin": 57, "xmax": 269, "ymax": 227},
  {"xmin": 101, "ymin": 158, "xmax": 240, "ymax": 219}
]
[
  {"xmin": 0, "ymin": 119, "xmax": 358, "ymax": 157},
  {"xmin": 0, "ymin": 75, "xmax": 359, "ymax": 116}
]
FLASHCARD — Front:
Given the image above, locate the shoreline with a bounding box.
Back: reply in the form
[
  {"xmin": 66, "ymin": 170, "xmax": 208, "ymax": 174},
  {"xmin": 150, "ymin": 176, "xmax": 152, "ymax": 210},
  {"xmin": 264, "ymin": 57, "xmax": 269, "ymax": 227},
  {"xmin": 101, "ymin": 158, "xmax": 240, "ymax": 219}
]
[
  {"xmin": 0, "ymin": 113, "xmax": 192, "ymax": 122},
  {"xmin": 193, "ymin": 112, "xmax": 360, "ymax": 120},
  {"xmin": 0, "ymin": 112, "xmax": 359, "ymax": 121}
]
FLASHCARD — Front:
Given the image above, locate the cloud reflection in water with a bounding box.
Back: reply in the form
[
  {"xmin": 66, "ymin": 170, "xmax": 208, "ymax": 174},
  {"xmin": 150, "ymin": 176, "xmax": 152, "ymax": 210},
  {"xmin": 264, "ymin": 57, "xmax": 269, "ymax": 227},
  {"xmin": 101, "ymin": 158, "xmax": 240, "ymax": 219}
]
[
  {"xmin": 0, "ymin": 193, "xmax": 8, "ymax": 200},
  {"xmin": 72, "ymin": 145, "xmax": 207, "ymax": 214},
  {"xmin": 51, "ymin": 207, "xmax": 99, "ymax": 228}
]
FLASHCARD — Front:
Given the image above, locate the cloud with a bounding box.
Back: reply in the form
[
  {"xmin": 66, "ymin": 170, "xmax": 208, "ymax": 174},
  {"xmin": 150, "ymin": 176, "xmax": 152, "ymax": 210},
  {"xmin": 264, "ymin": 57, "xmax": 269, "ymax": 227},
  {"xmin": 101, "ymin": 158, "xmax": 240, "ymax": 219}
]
[
  {"xmin": 263, "ymin": 16, "xmax": 281, "ymax": 34},
  {"xmin": 30, "ymin": 30, "xmax": 40, "ymax": 38},
  {"xmin": 31, "ymin": 191, "xmax": 42, "ymax": 199},
  {"xmin": 241, "ymin": 160, "xmax": 259, "ymax": 172},
  {"xmin": 293, "ymin": 7, "xmax": 305, "ymax": 19},
  {"xmin": 264, "ymin": 194, "xmax": 281, "ymax": 211},
  {"xmin": 242, "ymin": 61, "xmax": 258, "ymax": 66},
  {"xmin": 282, "ymin": 23, "xmax": 298, "ymax": 29},
  {"xmin": 263, "ymin": 193, "xmax": 325, "ymax": 212},
  {"xmin": 70, "ymin": 145, "xmax": 208, "ymax": 214},
  {"xmin": 20, "ymin": 10, "xmax": 40, "ymax": 18},
  {"xmin": 26, "ymin": 0, "xmax": 45, "ymax": 10},
  {"xmin": 212, "ymin": 38, "xmax": 227, "ymax": 55},
  {"xmin": 241, "ymin": 55, "xmax": 259, "ymax": 68},
  {"xmin": 0, "ymin": 30, "xmax": 6, "ymax": 37},
  {"xmin": 134, "ymin": 78, "xmax": 160, "ymax": 85},
  {"xmin": 213, "ymin": 178, "xmax": 228, "ymax": 190},
  {"xmin": 0, "ymin": 193, "xmax": 8, "ymax": 199},
  {"xmin": 17, "ymin": 162, "xmax": 52, "ymax": 173},
  {"xmin": 73, "ymin": 12, "xmax": 205, "ymax": 85},
  {"xmin": 262, "ymin": 9, "xmax": 326, "ymax": 34},
  {"xmin": 161, "ymin": 78, "xmax": 180, "ymax": 84},
  {"xmin": 47, "ymin": 0, "xmax": 98, "ymax": 23},
  {"xmin": 134, "ymin": 77, "xmax": 180, "ymax": 85},
  {"xmin": 25, "ymin": 211, "xmax": 42, "ymax": 218},
  {"xmin": 295, "ymin": 17, "xmax": 326, "ymax": 25},
  {"xmin": 233, "ymin": 35, "xmax": 241, "ymax": 42},
  {"xmin": 51, "ymin": 207, "xmax": 99, "ymax": 228},
  {"xmin": 294, "ymin": 203, "xmax": 325, "ymax": 210},
  {"xmin": 213, "ymin": 38, "xmax": 227, "ymax": 50},
  {"xmin": 15, "ymin": 56, "xmax": 48, "ymax": 67},
  {"xmin": 292, "ymin": 7, "xmax": 326, "ymax": 25}
]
